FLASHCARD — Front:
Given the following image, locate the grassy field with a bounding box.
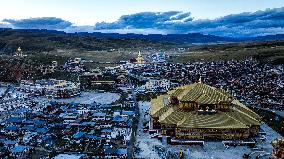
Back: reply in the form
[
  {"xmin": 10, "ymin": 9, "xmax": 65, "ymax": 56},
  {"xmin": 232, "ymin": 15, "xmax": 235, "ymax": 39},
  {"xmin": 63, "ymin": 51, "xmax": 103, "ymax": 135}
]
[
  {"xmin": 169, "ymin": 41, "xmax": 284, "ymax": 64},
  {"xmin": 28, "ymin": 40, "xmax": 284, "ymax": 63}
]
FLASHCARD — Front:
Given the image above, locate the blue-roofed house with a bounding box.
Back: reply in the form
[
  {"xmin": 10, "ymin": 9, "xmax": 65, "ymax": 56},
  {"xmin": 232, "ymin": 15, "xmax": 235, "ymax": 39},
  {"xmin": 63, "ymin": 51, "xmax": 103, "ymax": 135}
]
[
  {"xmin": 73, "ymin": 132, "xmax": 85, "ymax": 139},
  {"xmin": 112, "ymin": 116, "xmax": 125, "ymax": 122},
  {"xmin": 93, "ymin": 112, "xmax": 106, "ymax": 121},
  {"xmin": 14, "ymin": 108, "xmax": 29, "ymax": 115},
  {"xmin": 81, "ymin": 122, "xmax": 96, "ymax": 126},
  {"xmin": 116, "ymin": 148, "xmax": 128, "ymax": 158},
  {"xmin": 22, "ymin": 125, "xmax": 35, "ymax": 131},
  {"xmin": 98, "ymin": 104, "xmax": 112, "ymax": 111},
  {"xmin": 112, "ymin": 116, "xmax": 127, "ymax": 126},
  {"xmin": 22, "ymin": 120, "xmax": 34, "ymax": 125},
  {"xmin": 54, "ymin": 154, "xmax": 86, "ymax": 159},
  {"xmin": 5, "ymin": 125, "xmax": 19, "ymax": 132},
  {"xmin": 34, "ymin": 120, "xmax": 46, "ymax": 126},
  {"xmin": 101, "ymin": 129, "xmax": 112, "ymax": 133},
  {"xmin": 122, "ymin": 111, "xmax": 135, "ymax": 117},
  {"xmin": 104, "ymin": 148, "xmax": 116, "ymax": 158},
  {"xmin": 6, "ymin": 117, "xmax": 24, "ymax": 124},
  {"xmin": 3, "ymin": 140, "xmax": 17, "ymax": 146},
  {"xmin": 36, "ymin": 127, "xmax": 49, "ymax": 133},
  {"xmin": 11, "ymin": 145, "xmax": 31, "ymax": 155},
  {"xmin": 101, "ymin": 129, "xmax": 113, "ymax": 139}
]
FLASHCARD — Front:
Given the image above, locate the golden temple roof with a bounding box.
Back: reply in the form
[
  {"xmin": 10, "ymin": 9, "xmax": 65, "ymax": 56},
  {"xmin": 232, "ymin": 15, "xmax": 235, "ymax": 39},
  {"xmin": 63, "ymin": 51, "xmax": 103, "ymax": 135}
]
[
  {"xmin": 272, "ymin": 138, "xmax": 284, "ymax": 150},
  {"xmin": 177, "ymin": 113, "xmax": 248, "ymax": 129},
  {"xmin": 150, "ymin": 82, "xmax": 261, "ymax": 129},
  {"xmin": 172, "ymin": 83, "xmax": 232, "ymax": 105}
]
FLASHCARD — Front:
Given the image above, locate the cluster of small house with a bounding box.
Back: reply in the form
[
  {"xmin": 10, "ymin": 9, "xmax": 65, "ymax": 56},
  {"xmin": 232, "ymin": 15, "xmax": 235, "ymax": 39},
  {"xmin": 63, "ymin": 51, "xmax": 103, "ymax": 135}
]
[
  {"xmin": 19, "ymin": 79, "xmax": 80, "ymax": 99},
  {"xmin": 39, "ymin": 57, "xmax": 89, "ymax": 75},
  {"xmin": 146, "ymin": 52, "xmax": 169, "ymax": 63},
  {"xmin": 63, "ymin": 58, "xmax": 86, "ymax": 73},
  {"xmin": 79, "ymin": 66, "xmax": 130, "ymax": 90},
  {"xmin": 98, "ymin": 63, "xmax": 172, "ymax": 93},
  {"xmin": 125, "ymin": 59, "xmax": 283, "ymax": 110},
  {"xmin": 135, "ymin": 79, "xmax": 171, "ymax": 93},
  {"xmin": 0, "ymin": 98, "xmax": 136, "ymax": 158}
]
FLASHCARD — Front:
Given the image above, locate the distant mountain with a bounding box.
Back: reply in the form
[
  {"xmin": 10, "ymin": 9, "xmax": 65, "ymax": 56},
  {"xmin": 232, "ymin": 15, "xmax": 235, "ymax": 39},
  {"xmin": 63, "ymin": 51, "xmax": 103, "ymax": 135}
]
[
  {"xmin": 84, "ymin": 32, "xmax": 234, "ymax": 44},
  {"xmin": 82, "ymin": 32, "xmax": 284, "ymax": 44},
  {"xmin": 245, "ymin": 34, "xmax": 284, "ymax": 41},
  {"xmin": 1, "ymin": 28, "xmax": 235, "ymax": 45},
  {"xmin": 3, "ymin": 28, "xmax": 231, "ymax": 44}
]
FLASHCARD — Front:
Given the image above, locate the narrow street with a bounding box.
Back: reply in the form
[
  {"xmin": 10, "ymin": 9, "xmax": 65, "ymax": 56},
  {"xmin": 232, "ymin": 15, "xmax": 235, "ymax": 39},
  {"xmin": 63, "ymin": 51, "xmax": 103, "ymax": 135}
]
[
  {"xmin": 127, "ymin": 74, "xmax": 139, "ymax": 158},
  {"xmin": 134, "ymin": 101, "xmax": 163, "ymax": 159}
]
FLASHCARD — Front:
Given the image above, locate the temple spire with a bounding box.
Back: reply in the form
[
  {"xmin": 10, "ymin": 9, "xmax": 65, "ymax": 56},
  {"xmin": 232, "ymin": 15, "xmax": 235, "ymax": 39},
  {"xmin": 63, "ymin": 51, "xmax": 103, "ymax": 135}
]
[
  {"xmin": 15, "ymin": 47, "xmax": 23, "ymax": 57},
  {"xmin": 135, "ymin": 51, "xmax": 145, "ymax": 64},
  {"xmin": 198, "ymin": 76, "xmax": 202, "ymax": 83}
]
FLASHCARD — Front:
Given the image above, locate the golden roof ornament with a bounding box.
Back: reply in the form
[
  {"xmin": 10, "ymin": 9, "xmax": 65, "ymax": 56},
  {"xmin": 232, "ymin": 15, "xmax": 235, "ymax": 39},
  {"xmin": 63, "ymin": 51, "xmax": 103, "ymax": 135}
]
[
  {"xmin": 135, "ymin": 51, "xmax": 145, "ymax": 64},
  {"xmin": 198, "ymin": 76, "xmax": 202, "ymax": 83},
  {"xmin": 17, "ymin": 47, "xmax": 22, "ymax": 52},
  {"xmin": 138, "ymin": 51, "xmax": 142, "ymax": 57}
]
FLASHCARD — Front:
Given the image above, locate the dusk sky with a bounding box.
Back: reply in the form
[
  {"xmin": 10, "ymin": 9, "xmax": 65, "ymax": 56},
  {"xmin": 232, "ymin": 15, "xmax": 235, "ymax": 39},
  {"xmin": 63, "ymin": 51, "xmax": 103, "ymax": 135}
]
[
  {"xmin": 1, "ymin": 0, "xmax": 283, "ymax": 25},
  {"xmin": 1, "ymin": 0, "xmax": 284, "ymax": 37}
]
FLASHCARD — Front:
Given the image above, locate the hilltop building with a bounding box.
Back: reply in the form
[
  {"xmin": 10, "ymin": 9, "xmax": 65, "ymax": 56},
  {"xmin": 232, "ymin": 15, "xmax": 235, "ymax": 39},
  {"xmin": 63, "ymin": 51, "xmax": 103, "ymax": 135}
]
[
  {"xmin": 14, "ymin": 47, "xmax": 26, "ymax": 57},
  {"xmin": 135, "ymin": 51, "xmax": 145, "ymax": 64},
  {"xmin": 150, "ymin": 81, "xmax": 261, "ymax": 140}
]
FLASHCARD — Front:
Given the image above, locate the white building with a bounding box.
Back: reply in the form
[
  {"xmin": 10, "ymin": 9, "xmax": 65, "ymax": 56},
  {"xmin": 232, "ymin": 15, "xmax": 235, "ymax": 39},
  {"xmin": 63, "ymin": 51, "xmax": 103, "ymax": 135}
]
[
  {"xmin": 145, "ymin": 79, "xmax": 171, "ymax": 92},
  {"xmin": 19, "ymin": 79, "xmax": 80, "ymax": 99}
]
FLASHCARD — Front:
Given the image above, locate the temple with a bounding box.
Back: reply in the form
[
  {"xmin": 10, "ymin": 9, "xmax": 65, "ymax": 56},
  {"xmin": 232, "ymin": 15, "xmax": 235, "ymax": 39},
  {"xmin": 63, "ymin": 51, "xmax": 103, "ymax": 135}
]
[
  {"xmin": 135, "ymin": 51, "xmax": 145, "ymax": 64},
  {"xmin": 150, "ymin": 81, "xmax": 261, "ymax": 140},
  {"xmin": 15, "ymin": 47, "xmax": 23, "ymax": 57},
  {"xmin": 14, "ymin": 47, "xmax": 27, "ymax": 57}
]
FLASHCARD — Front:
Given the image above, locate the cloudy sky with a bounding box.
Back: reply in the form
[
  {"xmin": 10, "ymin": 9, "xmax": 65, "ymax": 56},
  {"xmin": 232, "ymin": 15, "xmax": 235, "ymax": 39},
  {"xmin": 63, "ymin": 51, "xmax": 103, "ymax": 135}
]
[{"xmin": 0, "ymin": 0, "xmax": 284, "ymax": 37}]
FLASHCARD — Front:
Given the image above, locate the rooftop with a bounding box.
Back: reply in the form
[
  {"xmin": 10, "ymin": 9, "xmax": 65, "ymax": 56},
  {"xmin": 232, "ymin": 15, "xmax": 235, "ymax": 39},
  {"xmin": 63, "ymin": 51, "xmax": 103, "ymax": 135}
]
[{"xmin": 151, "ymin": 82, "xmax": 261, "ymax": 129}]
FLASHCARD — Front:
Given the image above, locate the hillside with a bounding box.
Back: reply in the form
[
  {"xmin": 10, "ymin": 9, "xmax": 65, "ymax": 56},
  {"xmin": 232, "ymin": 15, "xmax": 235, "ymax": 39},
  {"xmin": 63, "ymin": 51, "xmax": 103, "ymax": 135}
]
[
  {"xmin": 0, "ymin": 29, "xmax": 179, "ymax": 55},
  {"xmin": 0, "ymin": 29, "xmax": 283, "ymax": 65}
]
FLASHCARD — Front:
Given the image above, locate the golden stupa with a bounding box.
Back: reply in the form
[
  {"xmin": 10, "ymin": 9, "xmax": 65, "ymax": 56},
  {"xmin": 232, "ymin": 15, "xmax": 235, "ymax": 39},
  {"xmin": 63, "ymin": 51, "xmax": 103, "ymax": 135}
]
[
  {"xmin": 135, "ymin": 51, "xmax": 145, "ymax": 64},
  {"xmin": 15, "ymin": 47, "xmax": 23, "ymax": 57}
]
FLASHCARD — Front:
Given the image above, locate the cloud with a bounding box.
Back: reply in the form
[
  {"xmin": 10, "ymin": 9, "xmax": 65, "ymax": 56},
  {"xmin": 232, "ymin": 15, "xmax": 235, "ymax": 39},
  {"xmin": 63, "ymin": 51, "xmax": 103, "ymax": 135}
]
[
  {"xmin": 0, "ymin": 21, "xmax": 12, "ymax": 28},
  {"xmin": 2, "ymin": 17, "xmax": 72, "ymax": 29},
  {"xmin": 93, "ymin": 28, "xmax": 170, "ymax": 35},
  {"xmin": 95, "ymin": 11, "xmax": 192, "ymax": 30},
  {"xmin": 1, "ymin": 7, "xmax": 284, "ymax": 37},
  {"xmin": 94, "ymin": 7, "xmax": 284, "ymax": 37}
]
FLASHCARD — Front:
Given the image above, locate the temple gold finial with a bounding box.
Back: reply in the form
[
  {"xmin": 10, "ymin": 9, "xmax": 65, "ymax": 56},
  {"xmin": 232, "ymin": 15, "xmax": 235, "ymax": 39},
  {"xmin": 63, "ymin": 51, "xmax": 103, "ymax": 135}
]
[
  {"xmin": 17, "ymin": 47, "xmax": 22, "ymax": 52},
  {"xmin": 198, "ymin": 76, "xmax": 202, "ymax": 83},
  {"xmin": 135, "ymin": 51, "xmax": 145, "ymax": 64}
]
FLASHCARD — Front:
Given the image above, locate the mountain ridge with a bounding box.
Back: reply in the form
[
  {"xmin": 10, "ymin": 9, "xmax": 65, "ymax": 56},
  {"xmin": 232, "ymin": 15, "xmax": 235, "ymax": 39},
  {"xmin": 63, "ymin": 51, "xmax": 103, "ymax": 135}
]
[{"xmin": 1, "ymin": 28, "xmax": 284, "ymax": 45}]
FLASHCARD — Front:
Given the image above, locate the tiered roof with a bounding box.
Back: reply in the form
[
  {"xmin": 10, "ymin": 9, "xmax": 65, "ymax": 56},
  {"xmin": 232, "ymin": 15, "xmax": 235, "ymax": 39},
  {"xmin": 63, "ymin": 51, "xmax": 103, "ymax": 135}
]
[
  {"xmin": 173, "ymin": 83, "xmax": 232, "ymax": 105},
  {"xmin": 150, "ymin": 83, "xmax": 261, "ymax": 129},
  {"xmin": 272, "ymin": 138, "xmax": 284, "ymax": 150}
]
